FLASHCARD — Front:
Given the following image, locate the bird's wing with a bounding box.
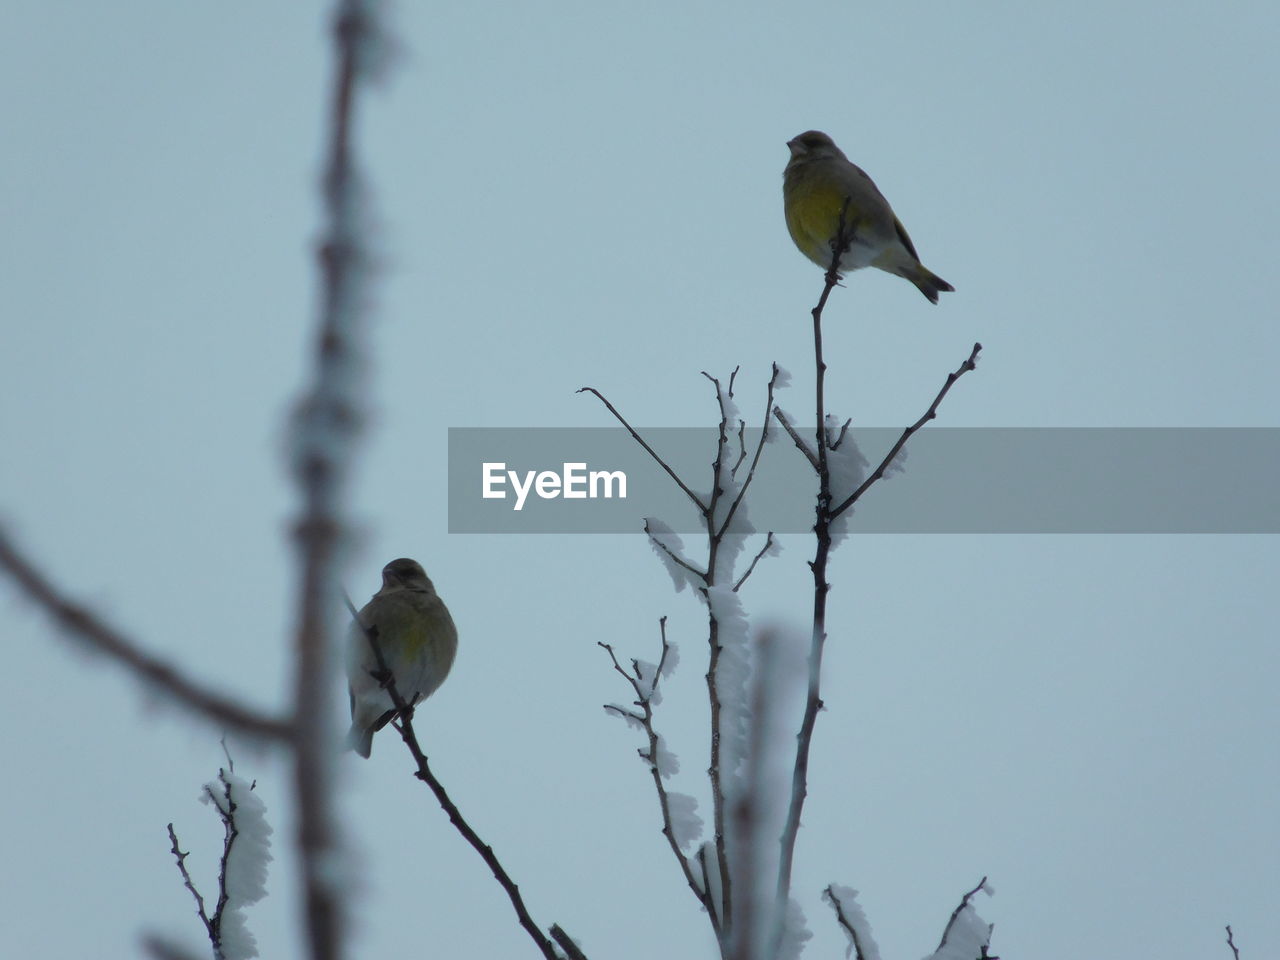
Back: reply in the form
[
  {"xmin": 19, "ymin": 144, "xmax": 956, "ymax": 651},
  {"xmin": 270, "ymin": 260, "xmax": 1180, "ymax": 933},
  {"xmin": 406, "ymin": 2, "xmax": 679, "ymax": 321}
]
[{"xmin": 892, "ymin": 214, "xmax": 922, "ymax": 262}]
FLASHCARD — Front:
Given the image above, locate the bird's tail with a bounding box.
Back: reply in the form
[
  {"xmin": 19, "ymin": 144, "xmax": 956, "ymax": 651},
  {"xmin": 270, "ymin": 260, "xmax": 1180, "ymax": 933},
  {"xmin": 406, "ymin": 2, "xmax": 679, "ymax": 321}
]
[
  {"xmin": 907, "ymin": 265, "xmax": 955, "ymax": 304},
  {"xmin": 347, "ymin": 722, "xmax": 374, "ymax": 759}
]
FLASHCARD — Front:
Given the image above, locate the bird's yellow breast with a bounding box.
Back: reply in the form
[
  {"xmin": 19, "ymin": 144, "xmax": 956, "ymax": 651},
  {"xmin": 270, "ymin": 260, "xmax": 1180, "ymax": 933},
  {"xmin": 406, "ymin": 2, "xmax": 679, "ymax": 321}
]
[{"xmin": 784, "ymin": 175, "xmax": 866, "ymax": 265}]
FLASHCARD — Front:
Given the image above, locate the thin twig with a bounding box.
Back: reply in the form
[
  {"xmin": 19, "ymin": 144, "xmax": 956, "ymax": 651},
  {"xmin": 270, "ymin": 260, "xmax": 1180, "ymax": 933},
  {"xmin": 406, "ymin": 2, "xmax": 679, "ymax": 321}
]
[
  {"xmin": 577, "ymin": 386, "xmax": 707, "ymax": 511},
  {"xmin": 827, "ymin": 416, "xmax": 852, "ymax": 450},
  {"xmin": 731, "ymin": 421, "xmax": 748, "ymax": 479},
  {"xmin": 771, "ymin": 406, "xmax": 819, "ymax": 471},
  {"xmin": 831, "ymin": 341, "xmax": 982, "ymax": 518},
  {"xmin": 732, "ymin": 533, "xmax": 775, "ymax": 593},
  {"xmin": 703, "ymin": 370, "xmax": 733, "ymax": 534},
  {"xmin": 654, "ymin": 615, "xmax": 674, "ymax": 678},
  {"xmin": 810, "ymin": 199, "xmax": 852, "ymax": 496},
  {"xmin": 598, "ymin": 636, "xmax": 716, "ymax": 934},
  {"xmin": 1226, "ymin": 925, "xmax": 1240, "ymax": 960},
  {"xmin": 714, "ymin": 363, "xmax": 783, "ymax": 540},
  {"xmin": 167, "ymin": 824, "xmax": 214, "ymax": 943},
  {"xmin": 0, "ymin": 529, "xmax": 291, "ymax": 741}
]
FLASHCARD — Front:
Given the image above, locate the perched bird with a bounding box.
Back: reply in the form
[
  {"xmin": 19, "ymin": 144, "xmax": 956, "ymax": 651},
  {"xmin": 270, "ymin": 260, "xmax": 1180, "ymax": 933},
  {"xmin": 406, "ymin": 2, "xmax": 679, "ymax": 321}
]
[
  {"xmin": 782, "ymin": 130, "xmax": 953, "ymax": 303},
  {"xmin": 346, "ymin": 558, "xmax": 458, "ymax": 758}
]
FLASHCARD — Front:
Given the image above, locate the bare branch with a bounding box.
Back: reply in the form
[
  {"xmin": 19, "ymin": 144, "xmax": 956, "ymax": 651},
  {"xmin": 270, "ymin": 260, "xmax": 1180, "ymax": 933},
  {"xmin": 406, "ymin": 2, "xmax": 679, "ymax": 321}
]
[
  {"xmin": 831, "ymin": 341, "xmax": 982, "ymax": 518},
  {"xmin": 577, "ymin": 386, "xmax": 707, "ymax": 511},
  {"xmin": 731, "ymin": 420, "xmax": 748, "ymax": 479},
  {"xmin": 167, "ymin": 824, "xmax": 214, "ymax": 945},
  {"xmin": 772, "ymin": 235, "xmax": 847, "ymax": 931},
  {"xmin": 1226, "ymin": 925, "xmax": 1241, "ymax": 960},
  {"xmin": 732, "ymin": 533, "xmax": 776, "ymax": 593},
  {"xmin": 0, "ymin": 529, "xmax": 291, "ymax": 741},
  {"xmin": 654, "ymin": 615, "xmax": 674, "ymax": 678},
  {"xmin": 771, "ymin": 406, "xmax": 819, "ymax": 471}
]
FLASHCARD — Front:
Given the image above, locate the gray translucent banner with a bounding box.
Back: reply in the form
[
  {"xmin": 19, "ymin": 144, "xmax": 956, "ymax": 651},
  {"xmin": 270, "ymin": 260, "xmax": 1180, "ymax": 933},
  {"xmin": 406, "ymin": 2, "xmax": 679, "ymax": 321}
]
[{"xmin": 447, "ymin": 428, "xmax": 1280, "ymax": 533}]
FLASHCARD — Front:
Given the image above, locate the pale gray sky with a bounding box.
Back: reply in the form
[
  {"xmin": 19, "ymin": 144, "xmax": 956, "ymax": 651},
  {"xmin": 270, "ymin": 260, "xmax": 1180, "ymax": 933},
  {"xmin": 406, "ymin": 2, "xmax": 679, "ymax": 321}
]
[{"xmin": 2, "ymin": 2, "xmax": 1277, "ymax": 959}]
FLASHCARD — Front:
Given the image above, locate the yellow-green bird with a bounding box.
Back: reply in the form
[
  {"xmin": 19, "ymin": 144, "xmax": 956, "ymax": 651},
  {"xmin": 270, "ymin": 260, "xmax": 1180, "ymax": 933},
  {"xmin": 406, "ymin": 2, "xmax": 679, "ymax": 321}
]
[
  {"xmin": 783, "ymin": 130, "xmax": 953, "ymax": 303},
  {"xmin": 346, "ymin": 557, "xmax": 458, "ymax": 758}
]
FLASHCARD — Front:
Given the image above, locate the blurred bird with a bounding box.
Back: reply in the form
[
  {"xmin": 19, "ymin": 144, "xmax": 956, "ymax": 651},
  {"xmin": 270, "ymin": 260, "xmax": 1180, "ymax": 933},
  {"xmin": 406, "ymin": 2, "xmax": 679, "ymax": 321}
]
[
  {"xmin": 346, "ymin": 557, "xmax": 458, "ymax": 758},
  {"xmin": 782, "ymin": 130, "xmax": 953, "ymax": 303}
]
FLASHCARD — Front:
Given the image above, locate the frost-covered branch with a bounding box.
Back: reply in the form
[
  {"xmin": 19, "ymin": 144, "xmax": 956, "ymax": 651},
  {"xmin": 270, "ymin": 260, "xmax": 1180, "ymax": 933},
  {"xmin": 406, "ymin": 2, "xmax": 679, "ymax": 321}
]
[
  {"xmin": 587, "ymin": 368, "xmax": 785, "ymax": 954},
  {"xmin": 823, "ymin": 886, "xmax": 880, "ymax": 960},
  {"xmin": 347, "ymin": 604, "xmax": 581, "ymax": 960},
  {"xmin": 0, "ymin": 529, "xmax": 292, "ymax": 742},
  {"xmin": 599, "ymin": 628, "xmax": 716, "ymax": 935},
  {"xmin": 163, "ymin": 757, "xmax": 273, "ymax": 960},
  {"xmin": 549, "ymin": 925, "xmax": 590, "ymax": 960},
  {"xmin": 926, "ymin": 876, "xmax": 995, "ymax": 960},
  {"xmin": 708, "ymin": 364, "xmax": 784, "ymax": 540},
  {"xmin": 644, "ymin": 519, "xmax": 708, "ymax": 581}
]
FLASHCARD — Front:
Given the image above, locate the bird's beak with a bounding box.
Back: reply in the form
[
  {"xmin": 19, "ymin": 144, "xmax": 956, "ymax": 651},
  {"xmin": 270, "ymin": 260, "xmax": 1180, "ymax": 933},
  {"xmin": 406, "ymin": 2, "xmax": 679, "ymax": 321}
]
[{"xmin": 786, "ymin": 139, "xmax": 803, "ymax": 158}]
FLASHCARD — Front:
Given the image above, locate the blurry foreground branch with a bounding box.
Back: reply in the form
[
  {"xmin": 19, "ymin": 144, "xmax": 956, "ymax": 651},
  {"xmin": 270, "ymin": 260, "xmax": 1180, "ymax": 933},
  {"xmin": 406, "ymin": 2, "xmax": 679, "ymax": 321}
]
[
  {"xmin": 0, "ymin": 531, "xmax": 291, "ymax": 741},
  {"xmin": 2, "ymin": 3, "xmax": 392, "ymax": 959}
]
